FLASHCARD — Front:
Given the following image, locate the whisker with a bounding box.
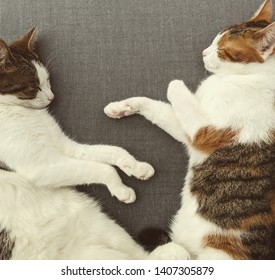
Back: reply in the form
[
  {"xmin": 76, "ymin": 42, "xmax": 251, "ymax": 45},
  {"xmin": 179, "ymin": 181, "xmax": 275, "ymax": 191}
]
[{"xmin": 44, "ymin": 51, "xmax": 56, "ymax": 71}]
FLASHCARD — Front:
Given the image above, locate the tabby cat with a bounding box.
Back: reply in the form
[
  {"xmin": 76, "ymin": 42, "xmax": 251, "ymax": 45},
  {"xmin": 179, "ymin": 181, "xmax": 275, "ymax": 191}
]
[{"xmin": 105, "ymin": 0, "xmax": 275, "ymax": 259}]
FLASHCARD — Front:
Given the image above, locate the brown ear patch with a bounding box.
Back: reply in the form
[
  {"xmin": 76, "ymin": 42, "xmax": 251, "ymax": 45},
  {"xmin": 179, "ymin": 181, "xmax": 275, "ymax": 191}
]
[
  {"xmin": 11, "ymin": 27, "xmax": 37, "ymax": 52},
  {"xmin": 0, "ymin": 40, "xmax": 15, "ymax": 72},
  {"xmin": 203, "ymin": 234, "xmax": 249, "ymax": 260},
  {"xmin": 250, "ymin": 0, "xmax": 273, "ymax": 23},
  {"xmin": 191, "ymin": 126, "xmax": 238, "ymax": 154},
  {"xmin": 217, "ymin": 19, "xmax": 274, "ymax": 64}
]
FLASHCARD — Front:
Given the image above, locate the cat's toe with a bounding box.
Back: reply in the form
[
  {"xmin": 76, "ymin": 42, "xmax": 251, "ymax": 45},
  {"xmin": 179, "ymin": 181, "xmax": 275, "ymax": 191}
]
[
  {"xmin": 118, "ymin": 158, "xmax": 155, "ymax": 180},
  {"xmin": 115, "ymin": 187, "xmax": 136, "ymax": 204},
  {"xmin": 149, "ymin": 242, "xmax": 190, "ymax": 260},
  {"xmin": 135, "ymin": 162, "xmax": 155, "ymax": 180},
  {"xmin": 104, "ymin": 102, "xmax": 124, "ymax": 118},
  {"xmin": 104, "ymin": 101, "xmax": 137, "ymax": 119}
]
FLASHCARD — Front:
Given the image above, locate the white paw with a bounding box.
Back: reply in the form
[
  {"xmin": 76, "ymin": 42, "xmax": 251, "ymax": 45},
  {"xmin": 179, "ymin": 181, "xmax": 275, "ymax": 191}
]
[
  {"xmin": 113, "ymin": 186, "xmax": 136, "ymax": 204},
  {"xmin": 167, "ymin": 80, "xmax": 188, "ymax": 102},
  {"xmin": 119, "ymin": 158, "xmax": 155, "ymax": 180},
  {"xmin": 104, "ymin": 100, "xmax": 138, "ymax": 119},
  {"xmin": 133, "ymin": 162, "xmax": 155, "ymax": 180},
  {"xmin": 149, "ymin": 242, "xmax": 191, "ymax": 260}
]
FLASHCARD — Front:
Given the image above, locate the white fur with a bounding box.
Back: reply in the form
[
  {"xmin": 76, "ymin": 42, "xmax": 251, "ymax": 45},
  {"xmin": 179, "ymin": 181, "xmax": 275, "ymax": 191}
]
[
  {"xmin": 0, "ymin": 170, "xmax": 149, "ymax": 259},
  {"xmin": 104, "ymin": 28, "xmax": 275, "ymax": 259},
  {"xmin": 0, "ymin": 60, "xmax": 159, "ymax": 259}
]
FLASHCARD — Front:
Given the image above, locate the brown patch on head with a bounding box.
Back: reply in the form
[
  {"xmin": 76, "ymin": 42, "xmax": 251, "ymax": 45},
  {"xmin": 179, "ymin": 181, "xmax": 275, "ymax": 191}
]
[
  {"xmin": 217, "ymin": 21, "xmax": 270, "ymax": 63},
  {"xmin": 191, "ymin": 126, "xmax": 238, "ymax": 154},
  {"xmin": 0, "ymin": 28, "xmax": 41, "ymax": 100},
  {"xmin": 203, "ymin": 234, "xmax": 249, "ymax": 260},
  {"xmin": 217, "ymin": 0, "xmax": 275, "ymax": 64}
]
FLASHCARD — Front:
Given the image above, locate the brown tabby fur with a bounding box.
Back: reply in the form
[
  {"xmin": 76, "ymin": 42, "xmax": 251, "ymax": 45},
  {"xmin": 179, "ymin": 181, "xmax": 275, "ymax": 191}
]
[
  {"xmin": 0, "ymin": 228, "xmax": 15, "ymax": 260},
  {"xmin": 0, "ymin": 28, "xmax": 41, "ymax": 100},
  {"xmin": 191, "ymin": 142, "xmax": 275, "ymax": 259}
]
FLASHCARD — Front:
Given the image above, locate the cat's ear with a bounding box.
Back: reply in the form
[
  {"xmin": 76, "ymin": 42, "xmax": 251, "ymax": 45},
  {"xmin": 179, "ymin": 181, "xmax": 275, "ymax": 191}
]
[
  {"xmin": 0, "ymin": 39, "xmax": 15, "ymax": 72},
  {"xmin": 250, "ymin": 0, "xmax": 273, "ymax": 23},
  {"xmin": 11, "ymin": 27, "xmax": 38, "ymax": 52},
  {"xmin": 253, "ymin": 22, "xmax": 275, "ymax": 59}
]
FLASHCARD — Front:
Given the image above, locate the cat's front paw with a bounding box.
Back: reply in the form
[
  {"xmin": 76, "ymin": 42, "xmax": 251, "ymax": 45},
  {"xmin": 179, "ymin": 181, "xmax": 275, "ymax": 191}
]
[
  {"xmin": 133, "ymin": 162, "xmax": 155, "ymax": 180},
  {"xmin": 104, "ymin": 100, "xmax": 139, "ymax": 119},
  {"xmin": 113, "ymin": 186, "xmax": 136, "ymax": 204},
  {"xmin": 167, "ymin": 80, "xmax": 189, "ymax": 103},
  {"xmin": 149, "ymin": 242, "xmax": 191, "ymax": 260},
  {"xmin": 119, "ymin": 158, "xmax": 155, "ymax": 180}
]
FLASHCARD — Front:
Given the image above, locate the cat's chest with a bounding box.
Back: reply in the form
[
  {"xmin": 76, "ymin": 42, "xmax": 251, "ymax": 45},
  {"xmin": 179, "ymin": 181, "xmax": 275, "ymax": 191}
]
[
  {"xmin": 196, "ymin": 76, "xmax": 241, "ymax": 120},
  {"xmin": 0, "ymin": 107, "xmax": 65, "ymax": 164},
  {"xmin": 195, "ymin": 75, "xmax": 275, "ymax": 131},
  {"xmin": 0, "ymin": 108, "xmax": 60, "ymax": 138}
]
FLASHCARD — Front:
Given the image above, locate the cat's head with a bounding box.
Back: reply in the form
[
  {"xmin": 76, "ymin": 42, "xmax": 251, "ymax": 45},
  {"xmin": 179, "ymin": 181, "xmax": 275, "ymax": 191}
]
[
  {"xmin": 0, "ymin": 28, "xmax": 54, "ymax": 109},
  {"xmin": 203, "ymin": 0, "xmax": 275, "ymax": 73}
]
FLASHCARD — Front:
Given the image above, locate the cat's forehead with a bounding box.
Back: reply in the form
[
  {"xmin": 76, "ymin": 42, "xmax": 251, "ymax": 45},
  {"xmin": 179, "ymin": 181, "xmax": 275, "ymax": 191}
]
[
  {"xmin": 32, "ymin": 61, "xmax": 49, "ymax": 83},
  {"xmin": 225, "ymin": 20, "xmax": 269, "ymax": 33},
  {"xmin": 221, "ymin": 20, "xmax": 270, "ymax": 39}
]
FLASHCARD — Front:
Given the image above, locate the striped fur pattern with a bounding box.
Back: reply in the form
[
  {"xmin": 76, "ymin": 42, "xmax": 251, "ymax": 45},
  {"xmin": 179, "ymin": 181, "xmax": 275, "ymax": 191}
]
[
  {"xmin": 0, "ymin": 228, "xmax": 15, "ymax": 260},
  {"xmin": 192, "ymin": 143, "xmax": 275, "ymax": 259}
]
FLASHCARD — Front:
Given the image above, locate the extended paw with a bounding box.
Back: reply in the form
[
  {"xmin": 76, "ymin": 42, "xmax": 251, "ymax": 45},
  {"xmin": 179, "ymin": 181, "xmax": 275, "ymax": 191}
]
[
  {"xmin": 167, "ymin": 80, "xmax": 189, "ymax": 103},
  {"xmin": 104, "ymin": 100, "xmax": 139, "ymax": 119},
  {"xmin": 149, "ymin": 242, "xmax": 191, "ymax": 260},
  {"xmin": 113, "ymin": 186, "xmax": 136, "ymax": 204},
  {"xmin": 119, "ymin": 158, "xmax": 155, "ymax": 180},
  {"xmin": 133, "ymin": 162, "xmax": 155, "ymax": 180}
]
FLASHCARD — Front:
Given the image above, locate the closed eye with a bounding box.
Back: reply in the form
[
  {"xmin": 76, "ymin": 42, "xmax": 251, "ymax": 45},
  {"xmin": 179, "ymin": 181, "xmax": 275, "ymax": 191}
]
[{"xmin": 0, "ymin": 85, "xmax": 28, "ymax": 94}]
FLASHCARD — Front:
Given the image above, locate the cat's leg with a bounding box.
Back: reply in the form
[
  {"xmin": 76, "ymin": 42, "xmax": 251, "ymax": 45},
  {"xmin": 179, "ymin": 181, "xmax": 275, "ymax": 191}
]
[
  {"xmin": 167, "ymin": 80, "xmax": 209, "ymax": 138},
  {"xmin": 148, "ymin": 242, "xmax": 191, "ymax": 260},
  {"xmin": 104, "ymin": 97, "xmax": 186, "ymax": 142},
  {"xmin": 64, "ymin": 142, "xmax": 154, "ymax": 180},
  {"xmin": 23, "ymin": 158, "xmax": 136, "ymax": 203}
]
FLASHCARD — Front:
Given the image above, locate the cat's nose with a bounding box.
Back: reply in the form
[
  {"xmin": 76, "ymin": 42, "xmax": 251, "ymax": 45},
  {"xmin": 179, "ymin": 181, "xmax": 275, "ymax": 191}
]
[
  {"xmin": 202, "ymin": 50, "xmax": 207, "ymax": 57},
  {"xmin": 48, "ymin": 95, "xmax": 54, "ymax": 101},
  {"xmin": 47, "ymin": 92, "xmax": 54, "ymax": 101}
]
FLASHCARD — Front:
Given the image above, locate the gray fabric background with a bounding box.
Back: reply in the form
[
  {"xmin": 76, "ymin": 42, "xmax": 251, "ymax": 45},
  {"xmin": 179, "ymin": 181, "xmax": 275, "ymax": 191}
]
[{"xmin": 0, "ymin": 0, "xmax": 264, "ymax": 237}]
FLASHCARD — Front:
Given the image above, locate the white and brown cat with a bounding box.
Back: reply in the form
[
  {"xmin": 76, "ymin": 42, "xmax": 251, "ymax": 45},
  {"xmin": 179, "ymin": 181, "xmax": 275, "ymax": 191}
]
[
  {"xmin": 0, "ymin": 29, "xmax": 171, "ymax": 259},
  {"xmin": 105, "ymin": 0, "xmax": 275, "ymax": 260}
]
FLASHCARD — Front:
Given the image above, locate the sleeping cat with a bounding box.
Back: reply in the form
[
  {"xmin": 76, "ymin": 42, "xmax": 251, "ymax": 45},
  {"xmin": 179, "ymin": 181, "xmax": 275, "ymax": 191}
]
[
  {"xmin": 104, "ymin": 0, "xmax": 275, "ymax": 259},
  {"xmin": 0, "ymin": 28, "xmax": 163, "ymax": 259}
]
